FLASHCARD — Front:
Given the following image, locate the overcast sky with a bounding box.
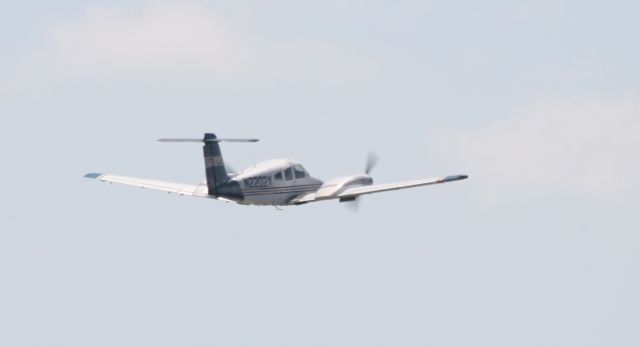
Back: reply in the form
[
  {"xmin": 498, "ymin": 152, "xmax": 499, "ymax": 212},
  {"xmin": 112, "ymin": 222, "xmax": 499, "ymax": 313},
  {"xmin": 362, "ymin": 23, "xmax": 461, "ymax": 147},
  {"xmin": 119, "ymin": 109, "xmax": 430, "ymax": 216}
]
[{"xmin": 1, "ymin": 1, "xmax": 639, "ymax": 346}]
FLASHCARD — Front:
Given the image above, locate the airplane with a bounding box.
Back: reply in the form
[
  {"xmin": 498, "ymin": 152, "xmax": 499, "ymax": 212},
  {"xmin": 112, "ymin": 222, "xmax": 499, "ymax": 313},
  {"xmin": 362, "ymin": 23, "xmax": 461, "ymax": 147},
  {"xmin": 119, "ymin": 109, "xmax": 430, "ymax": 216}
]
[{"xmin": 84, "ymin": 132, "xmax": 468, "ymax": 207}]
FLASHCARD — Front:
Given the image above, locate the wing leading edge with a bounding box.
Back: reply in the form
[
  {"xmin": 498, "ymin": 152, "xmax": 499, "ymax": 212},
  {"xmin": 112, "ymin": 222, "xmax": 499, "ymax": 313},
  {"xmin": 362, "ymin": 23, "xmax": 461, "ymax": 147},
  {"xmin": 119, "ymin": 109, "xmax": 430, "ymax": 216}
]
[
  {"xmin": 291, "ymin": 174, "xmax": 468, "ymax": 204},
  {"xmin": 340, "ymin": 174, "xmax": 468, "ymax": 198},
  {"xmin": 84, "ymin": 173, "xmax": 206, "ymax": 197}
]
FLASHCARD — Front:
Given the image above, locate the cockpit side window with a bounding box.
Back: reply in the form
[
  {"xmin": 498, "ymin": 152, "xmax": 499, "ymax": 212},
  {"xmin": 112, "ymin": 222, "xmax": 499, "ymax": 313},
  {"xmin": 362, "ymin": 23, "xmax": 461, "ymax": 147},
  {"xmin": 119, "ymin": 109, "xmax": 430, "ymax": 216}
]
[
  {"xmin": 293, "ymin": 165, "xmax": 306, "ymax": 179},
  {"xmin": 274, "ymin": 171, "xmax": 283, "ymax": 180},
  {"xmin": 284, "ymin": 167, "xmax": 293, "ymax": 180}
]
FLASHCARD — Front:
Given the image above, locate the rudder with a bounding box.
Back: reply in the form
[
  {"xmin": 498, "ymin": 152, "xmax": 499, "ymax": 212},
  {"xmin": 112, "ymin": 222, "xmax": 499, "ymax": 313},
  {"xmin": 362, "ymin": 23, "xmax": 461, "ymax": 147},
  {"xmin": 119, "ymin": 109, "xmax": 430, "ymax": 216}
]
[{"xmin": 202, "ymin": 133, "xmax": 229, "ymax": 196}]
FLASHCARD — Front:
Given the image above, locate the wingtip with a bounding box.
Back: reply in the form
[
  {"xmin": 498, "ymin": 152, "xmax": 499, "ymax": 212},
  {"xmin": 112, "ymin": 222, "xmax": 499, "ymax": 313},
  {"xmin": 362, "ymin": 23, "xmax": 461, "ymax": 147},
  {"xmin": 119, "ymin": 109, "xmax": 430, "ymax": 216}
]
[
  {"xmin": 443, "ymin": 174, "xmax": 469, "ymax": 182},
  {"xmin": 84, "ymin": 173, "xmax": 102, "ymax": 179}
]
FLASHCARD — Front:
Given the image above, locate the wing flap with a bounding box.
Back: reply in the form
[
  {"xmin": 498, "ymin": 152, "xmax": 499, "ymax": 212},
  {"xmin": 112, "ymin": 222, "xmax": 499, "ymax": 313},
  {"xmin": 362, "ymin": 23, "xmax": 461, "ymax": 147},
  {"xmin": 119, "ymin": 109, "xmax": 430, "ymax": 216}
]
[
  {"xmin": 84, "ymin": 173, "xmax": 202, "ymax": 196},
  {"xmin": 289, "ymin": 192, "xmax": 317, "ymax": 204},
  {"xmin": 339, "ymin": 175, "xmax": 468, "ymax": 198}
]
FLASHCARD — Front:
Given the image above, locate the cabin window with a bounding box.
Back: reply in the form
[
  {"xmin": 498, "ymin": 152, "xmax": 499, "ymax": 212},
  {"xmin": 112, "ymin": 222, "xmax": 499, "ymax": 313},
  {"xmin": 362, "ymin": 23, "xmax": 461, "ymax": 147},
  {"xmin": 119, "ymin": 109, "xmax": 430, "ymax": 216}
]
[
  {"xmin": 284, "ymin": 167, "xmax": 293, "ymax": 180},
  {"xmin": 274, "ymin": 171, "xmax": 283, "ymax": 180},
  {"xmin": 294, "ymin": 165, "xmax": 306, "ymax": 179}
]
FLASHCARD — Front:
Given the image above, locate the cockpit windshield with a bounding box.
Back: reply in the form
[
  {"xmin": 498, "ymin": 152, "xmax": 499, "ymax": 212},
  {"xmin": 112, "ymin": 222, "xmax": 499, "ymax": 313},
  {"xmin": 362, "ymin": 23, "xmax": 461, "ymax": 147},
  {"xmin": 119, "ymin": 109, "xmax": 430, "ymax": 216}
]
[
  {"xmin": 284, "ymin": 167, "xmax": 293, "ymax": 180},
  {"xmin": 293, "ymin": 165, "xmax": 306, "ymax": 179}
]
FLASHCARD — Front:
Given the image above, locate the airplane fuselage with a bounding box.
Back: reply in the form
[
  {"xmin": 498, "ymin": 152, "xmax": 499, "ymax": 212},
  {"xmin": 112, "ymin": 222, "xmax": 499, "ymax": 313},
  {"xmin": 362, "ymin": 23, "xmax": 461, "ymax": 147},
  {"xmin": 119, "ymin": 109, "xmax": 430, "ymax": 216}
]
[
  {"xmin": 210, "ymin": 159, "xmax": 376, "ymax": 206},
  {"xmin": 221, "ymin": 159, "xmax": 323, "ymax": 205}
]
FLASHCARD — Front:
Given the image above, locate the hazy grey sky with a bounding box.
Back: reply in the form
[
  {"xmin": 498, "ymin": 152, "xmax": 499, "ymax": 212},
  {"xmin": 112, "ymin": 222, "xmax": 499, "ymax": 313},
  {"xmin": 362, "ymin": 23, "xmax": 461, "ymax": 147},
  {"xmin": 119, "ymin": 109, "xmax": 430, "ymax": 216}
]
[{"xmin": 1, "ymin": 1, "xmax": 639, "ymax": 346}]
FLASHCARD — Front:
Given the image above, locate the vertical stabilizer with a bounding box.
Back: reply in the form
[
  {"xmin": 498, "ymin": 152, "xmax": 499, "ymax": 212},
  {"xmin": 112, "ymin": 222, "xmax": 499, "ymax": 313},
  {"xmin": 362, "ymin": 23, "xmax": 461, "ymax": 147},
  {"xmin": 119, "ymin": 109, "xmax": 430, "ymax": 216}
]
[
  {"xmin": 157, "ymin": 133, "xmax": 258, "ymax": 198},
  {"xmin": 202, "ymin": 133, "xmax": 229, "ymax": 196}
]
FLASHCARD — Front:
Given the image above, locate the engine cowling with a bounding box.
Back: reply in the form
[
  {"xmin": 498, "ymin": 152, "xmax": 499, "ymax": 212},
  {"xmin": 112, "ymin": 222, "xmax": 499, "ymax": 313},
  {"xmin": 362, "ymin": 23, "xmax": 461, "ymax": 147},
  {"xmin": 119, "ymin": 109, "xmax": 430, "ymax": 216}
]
[{"xmin": 314, "ymin": 174, "xmax": 373, "ymax": 199}]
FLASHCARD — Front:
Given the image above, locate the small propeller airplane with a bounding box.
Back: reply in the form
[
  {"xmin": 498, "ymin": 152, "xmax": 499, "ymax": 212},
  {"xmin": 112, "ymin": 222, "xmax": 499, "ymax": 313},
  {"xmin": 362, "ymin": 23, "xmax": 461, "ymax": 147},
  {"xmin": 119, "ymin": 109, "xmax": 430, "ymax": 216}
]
[{"xmin": 85, "ymin": 133, "xmax": 468, "ymax": 207}]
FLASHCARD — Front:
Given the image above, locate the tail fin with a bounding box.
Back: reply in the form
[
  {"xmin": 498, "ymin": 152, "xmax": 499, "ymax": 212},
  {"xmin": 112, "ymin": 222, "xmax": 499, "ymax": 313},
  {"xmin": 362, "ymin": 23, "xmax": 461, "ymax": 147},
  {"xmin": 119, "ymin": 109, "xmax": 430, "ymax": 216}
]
[
  {"xmin": 158, "ymin": 133, "xmax": 258, "ymax": 197},
  {"xmin": 202, "ymin": 133, "xmax": 228, "ymax": 196}
]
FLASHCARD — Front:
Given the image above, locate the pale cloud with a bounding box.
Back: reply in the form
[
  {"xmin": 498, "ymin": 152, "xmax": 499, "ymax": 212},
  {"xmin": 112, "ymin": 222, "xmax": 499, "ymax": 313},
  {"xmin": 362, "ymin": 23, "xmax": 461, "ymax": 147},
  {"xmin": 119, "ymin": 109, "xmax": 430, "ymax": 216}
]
[
  {"xmin": 9, "ymin": 2, "xmax": 379, "ymax": 86},
  {"xmin": 46, "ymin": 4, "xmax": 248, "ymax": 74},
  {"xmin": 430, "ymin": 96, "xmax": 640, "ymax": 195}
]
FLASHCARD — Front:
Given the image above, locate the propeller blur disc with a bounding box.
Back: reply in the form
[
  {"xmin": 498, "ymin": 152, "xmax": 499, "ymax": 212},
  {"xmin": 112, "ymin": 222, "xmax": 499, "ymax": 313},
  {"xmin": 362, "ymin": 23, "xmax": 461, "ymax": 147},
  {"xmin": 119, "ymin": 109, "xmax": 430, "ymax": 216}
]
[{"xmin": 365, "ymin": 152, "xmax": 379, "ymax": 175}]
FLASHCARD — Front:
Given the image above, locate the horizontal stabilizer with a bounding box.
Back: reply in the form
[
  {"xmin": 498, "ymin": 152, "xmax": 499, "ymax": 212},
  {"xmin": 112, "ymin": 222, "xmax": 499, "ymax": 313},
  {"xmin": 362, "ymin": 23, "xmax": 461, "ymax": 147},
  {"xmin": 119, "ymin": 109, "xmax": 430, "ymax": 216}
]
[{"xmin": 158, "ymin": 138, "xmax": 259, "ymax": 143}]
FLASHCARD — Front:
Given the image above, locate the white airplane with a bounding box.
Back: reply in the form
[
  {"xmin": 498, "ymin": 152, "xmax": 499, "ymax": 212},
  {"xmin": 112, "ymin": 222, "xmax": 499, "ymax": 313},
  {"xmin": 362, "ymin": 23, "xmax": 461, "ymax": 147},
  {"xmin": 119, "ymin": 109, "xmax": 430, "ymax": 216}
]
[{"xmin": 85, "ymin": 133, "xmax": 468, "ymax": 207}]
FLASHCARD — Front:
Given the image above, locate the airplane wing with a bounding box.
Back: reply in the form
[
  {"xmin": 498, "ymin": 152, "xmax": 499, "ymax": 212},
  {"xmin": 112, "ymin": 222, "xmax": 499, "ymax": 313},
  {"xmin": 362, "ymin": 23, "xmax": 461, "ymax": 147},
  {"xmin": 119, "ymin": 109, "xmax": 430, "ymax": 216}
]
[
  {"xmin": 291, "ymin": 175, "xmax": 467, "ymax": 204},
  {"xmin": 84, "ymin": 173, "xmax": 207, "ymax": 197},
  {"xmin": 339, "ymin": 175, "xmax": 468, "ymax": 199}
]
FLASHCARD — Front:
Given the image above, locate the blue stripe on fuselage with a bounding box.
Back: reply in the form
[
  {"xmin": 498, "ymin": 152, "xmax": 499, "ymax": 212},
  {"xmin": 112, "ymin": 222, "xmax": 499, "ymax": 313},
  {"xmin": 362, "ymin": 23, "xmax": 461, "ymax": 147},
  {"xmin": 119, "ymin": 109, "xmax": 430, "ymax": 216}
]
[{"xmin": 241, "ymin": 184, "xmax": 321, "ymax": 196}]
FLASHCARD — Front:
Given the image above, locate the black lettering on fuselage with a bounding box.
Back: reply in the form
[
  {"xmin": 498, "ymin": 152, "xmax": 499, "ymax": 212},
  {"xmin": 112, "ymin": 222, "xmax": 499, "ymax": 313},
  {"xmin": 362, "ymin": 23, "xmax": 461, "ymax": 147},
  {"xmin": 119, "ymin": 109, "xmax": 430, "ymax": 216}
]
[{"xmin": 243, "ymin": 176, "xmax": 272, "ymax": 188}]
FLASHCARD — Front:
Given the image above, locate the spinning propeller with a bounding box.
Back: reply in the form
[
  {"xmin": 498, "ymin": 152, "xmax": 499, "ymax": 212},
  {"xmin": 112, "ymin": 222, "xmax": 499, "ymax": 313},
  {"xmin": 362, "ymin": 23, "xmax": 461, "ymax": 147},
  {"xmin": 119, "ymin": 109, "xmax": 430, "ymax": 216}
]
[
  {"xmin": 365, "ymin": 151, "xmax": 379, "ymax": 175},
  {"xmin": 346, "ymin": 152, "xmax": 379, "ymax": 212}
]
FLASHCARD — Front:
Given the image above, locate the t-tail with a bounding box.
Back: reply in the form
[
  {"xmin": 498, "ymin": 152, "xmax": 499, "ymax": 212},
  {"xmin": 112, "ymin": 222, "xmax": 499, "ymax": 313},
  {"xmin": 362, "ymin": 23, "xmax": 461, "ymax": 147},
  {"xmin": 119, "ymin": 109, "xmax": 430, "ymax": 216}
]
[{"xmin": 158, "ymin": 133, "xmax": 258, "ymax": 197}]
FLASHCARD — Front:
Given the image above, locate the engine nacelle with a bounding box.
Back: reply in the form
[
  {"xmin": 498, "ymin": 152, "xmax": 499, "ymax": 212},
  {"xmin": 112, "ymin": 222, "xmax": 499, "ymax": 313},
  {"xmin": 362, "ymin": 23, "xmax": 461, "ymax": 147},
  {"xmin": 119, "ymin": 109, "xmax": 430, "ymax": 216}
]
[{"xmin": 314, "ymin": 174, "xmax": 373, "ymax": 199}]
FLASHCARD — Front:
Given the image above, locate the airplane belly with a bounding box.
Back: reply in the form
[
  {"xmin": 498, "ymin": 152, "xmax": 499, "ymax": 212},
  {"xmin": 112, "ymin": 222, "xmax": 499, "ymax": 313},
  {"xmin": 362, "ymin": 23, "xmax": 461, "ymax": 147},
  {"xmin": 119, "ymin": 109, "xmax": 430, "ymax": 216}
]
[
  {"xmin": 235, "ymin": 175, "xmax": 322, "ymax": 206},
  {"xmin": 242, "ymin": 192, "xmax": 297, "ymax": 206},
  {"xmin": 241, "ymin": 185, "xmax": 321, "ymax": 206}
]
